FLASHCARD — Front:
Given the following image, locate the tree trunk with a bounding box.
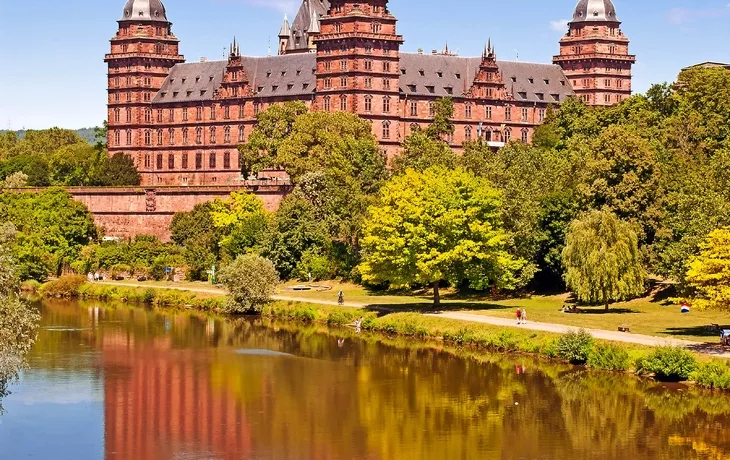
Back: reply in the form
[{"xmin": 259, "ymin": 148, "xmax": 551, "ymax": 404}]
[
  {"xmin": 433, "ymin": 281, "xmax": 441, "ymax": 307},
  {"xmin": 605, "ymin": 302, "xmax": 610, "ymax": 311}
]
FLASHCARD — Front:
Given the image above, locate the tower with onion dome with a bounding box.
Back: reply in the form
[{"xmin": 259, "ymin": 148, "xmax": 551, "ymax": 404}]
[
  {"xmin": 553, "ymin": 0, "xmax": 635, "ymax": 106},
  {"xmin": 105, "ymin": 0, "xmax": 185, "ymax": 167}
]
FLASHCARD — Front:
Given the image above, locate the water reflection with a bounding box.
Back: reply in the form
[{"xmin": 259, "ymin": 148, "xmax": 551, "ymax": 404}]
[{"xmin": 1, "ymin": 299, "xmax": 730, "ymax": 460}]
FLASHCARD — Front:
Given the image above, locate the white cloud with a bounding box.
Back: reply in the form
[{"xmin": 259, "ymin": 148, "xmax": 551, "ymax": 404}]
[
  {"xmin": 666, "ymin": 4, "xmax": 730, "ymax": 25},
  {"xmin": 550, "ymin": 19, "xmax": 570, "ymax": 32}
]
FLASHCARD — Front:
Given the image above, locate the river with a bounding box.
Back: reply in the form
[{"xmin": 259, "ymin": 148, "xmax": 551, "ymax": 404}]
[{"xmin": 1, "ymin": 299, "xmax": 729, "ymax": 459}]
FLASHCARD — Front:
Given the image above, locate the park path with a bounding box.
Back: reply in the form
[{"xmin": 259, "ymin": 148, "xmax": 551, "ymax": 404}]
[{"xmin": 95, "ymin": 281, "xmax": 728, "ymax": 357}]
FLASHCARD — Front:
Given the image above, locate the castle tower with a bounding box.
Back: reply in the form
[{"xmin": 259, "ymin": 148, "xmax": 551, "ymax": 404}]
[
  {"xmin": 105, "ymin": 0, "xmax": 184, "ymax": 167},
  {"xmin": 553, "ymin": 0, "xmax": 635, "ymax": 106},
  {"xmin": 313, "ymin": 0, "xmax": 404, "ymax": 150}
]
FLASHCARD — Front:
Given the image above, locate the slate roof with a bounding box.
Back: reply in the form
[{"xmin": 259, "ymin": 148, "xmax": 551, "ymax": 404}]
[
  {"xmin": 153, "ymin": 52, "xmax": 574, "ymax": 104},
  {"xmin": 153, "ymin": 54, "xmax": 317, "ymax": 103},
  {"xmin": 287, "ymin": 0, "xmax": 330, "ymax": 53},
  {"xmin": 399, "ymin": 53, "xmax": 575, "ymax": 103}
]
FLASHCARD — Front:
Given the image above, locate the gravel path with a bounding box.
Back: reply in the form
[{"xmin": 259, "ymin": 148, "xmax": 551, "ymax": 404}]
[{"xmin": 95, "ymin": 281, "xmax": 729, "ymax": 357}]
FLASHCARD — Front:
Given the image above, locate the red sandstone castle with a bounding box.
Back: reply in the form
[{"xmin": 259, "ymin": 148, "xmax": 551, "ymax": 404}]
[{"xmin": 106, "ymin": 0, "xmax": 635, "ymax": 187}]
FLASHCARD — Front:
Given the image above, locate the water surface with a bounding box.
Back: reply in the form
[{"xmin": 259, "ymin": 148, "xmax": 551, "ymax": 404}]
[{"xmin": 1, "ymin": 299, "xmax": 730, "ymax": 459}]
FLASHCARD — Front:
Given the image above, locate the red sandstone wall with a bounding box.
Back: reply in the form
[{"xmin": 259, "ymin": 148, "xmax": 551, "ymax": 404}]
[{"xmin": 26, "ymin": 183, "xmax": 291, "ymax": 242}]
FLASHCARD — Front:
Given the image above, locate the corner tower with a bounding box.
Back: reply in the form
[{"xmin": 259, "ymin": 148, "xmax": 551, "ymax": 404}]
[
  {"xmin": 553, "ymin": 0, "xmax": 635, "ymax": 106},
  {"xmin": 313, "ymin": 0, "xmax": 404, "ymax": 151},
  {"xmin": 105, "ymin": 0, "xmax": 184, "ymax": 166}
]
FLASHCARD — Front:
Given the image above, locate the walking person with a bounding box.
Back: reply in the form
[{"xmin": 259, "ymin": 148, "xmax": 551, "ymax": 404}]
[
  {"xmin": 516, "ymin": 308, "xmax": 523, "ymax": 325},
  {"xmin": 338, "ymin": 290, "xmax": 345, "ymax": 306},
  {"xmin": 521, "ymin": 308, "xmax": 528, "ymax": 324}
]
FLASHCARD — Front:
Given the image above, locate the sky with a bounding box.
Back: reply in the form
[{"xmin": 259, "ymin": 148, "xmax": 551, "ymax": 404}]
[{"xmin": 0, "ymin": 0, "xmax": 729, "ymax": 130}]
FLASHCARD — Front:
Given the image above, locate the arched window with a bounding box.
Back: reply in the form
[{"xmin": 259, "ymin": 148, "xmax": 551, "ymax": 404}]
[
  {"xmin": 238, "ymin": 125, "xmax": 245, "ymax": 142},
  {"xmin": 383, "ymin": 96, "xmax": 391, "ymax": 113},
  {"xmin": 145, "ymin": 109, "xmax": 152, "ymax": 123},
  {"xmin": 324, "ymin": 96, "xmax": 331, "ymax": 112},
  {"xmin": 504, "ymin": 128, "xmax": 512, "ymax": 143},
  {"xmin": 144, "ymin": 130, "xmax": 152, "ymax": 146},
  {"xmin": 484, "ymin": 129, "xmax": 492, "ymax": 142},
  {"xmin": 126, "ymin": 108, "xmax": 132, "ymax": 122},
  {"xmin": 382, "ymin": 120, "xmax": 391, "ymax": 139},
  {"xmin": 521, "ymin": 128, "xmax": 529, "ymax": 143},
  {"xmin": 224, "ymin": 151, "xmax": 231, "ymax": 169},
  {"xmin": 224, "ymin": 126, "xmax": 231, "ymax": 143},
  {"xmin": 182, "ymin": 128, "xmax": 188, "ymax": 145},
  {"xmin": 196, "ymin": 127, "xmax": 202, "ymax": 144},
  {"xmin": 465, "ymin": 126, "xmax": 472, "ymax": 142},
  {"xmin": 126, "ymin": 130, "xmax": 132, "ymax": 145},
  {"xmin": 114, "ymin": 108, "xmax": 120, "ymax": 123},
  {"xmin": 210, "ymin": 127, "xmax": 217, "ymax": 144},
  {"xmin": 156, "ymin": 129, "xmax": 163, "ymax": 145},
  {"xmin": 209, "ymin": 152, "xmax": 217, "ymax": 169},
  {"xmin": 340, "ymin": 95, "xmax": 347, "ymax": 111},
  {"xmin": 113, "ymin": 130, "xmax": 120, "ymax": 146},
  {"xmin": 169, "ymin": 128, "xmax": 175, "ymax": 145},
  {"xmin": 465, "ymin": 103, "xmax": 472, "ymax": 119}
]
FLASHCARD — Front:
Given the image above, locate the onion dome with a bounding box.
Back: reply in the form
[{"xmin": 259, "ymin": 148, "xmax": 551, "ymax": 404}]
[
  {"xmin": 120, "ymin": 0, "xmax": 169, "ymax": 22},
  {"xmin": 572, "ymin": 0, "xmax": 619, "ymax": 23}
]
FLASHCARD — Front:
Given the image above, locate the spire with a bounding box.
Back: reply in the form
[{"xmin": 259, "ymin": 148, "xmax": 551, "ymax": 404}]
[
  {"xmin": 309, "ymin": 8, "xmax": 320, "ymax": 34},
  {"xmin": 278, "ymin": 14, "xmax": 291, "ymax": 37},
  {"xmin": 488, "ymin": 37, "xmax": 492, "ymax": 53}
]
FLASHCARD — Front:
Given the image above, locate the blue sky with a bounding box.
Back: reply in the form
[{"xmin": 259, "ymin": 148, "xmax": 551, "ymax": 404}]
[{"xmin": 0, "ymin": 0, "xmax": 729, "ymax": 130}]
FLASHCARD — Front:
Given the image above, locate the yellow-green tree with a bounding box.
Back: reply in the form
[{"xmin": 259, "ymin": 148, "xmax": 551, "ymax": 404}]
[
  {"xmin": 686, "ymin": 227, "xmax": 730, "ymax": 311},
  {"xmin": 359, "ymin": 167, "xmax": 524, "ymax": 305},
  {"xmin": 562, "ymin": 210, "xmax": 645, "ymax": 309},
  {"xmin": 210, "ymin": 191, "xmax": 269, "ymax": 259}
]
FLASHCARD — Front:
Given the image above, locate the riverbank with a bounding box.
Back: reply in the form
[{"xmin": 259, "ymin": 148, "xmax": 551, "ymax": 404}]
[{"xmin": 44, "ymin": 280, "xmax": 730, "ymax": 391}]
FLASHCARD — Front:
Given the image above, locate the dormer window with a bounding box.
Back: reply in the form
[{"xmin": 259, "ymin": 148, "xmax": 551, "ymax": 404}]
[
  {"xmin": 455, "ymin": 73, "xmax": 461, "ymax": 79},
  {"xmin": 511, "ymin": 77, "xmax": 517, "ymax": 83},
  {"xmin": 528, "ymin": 78, "xmax": 534, "ymax": 84},
  {"xmin": 257, "ymin": 86, "xmax": 264, "ymax": 92},
  {"xmin": 182, "ymin": 78, "xmax": 187, "ymax": 83},
  {"xmin": 195, "ymin": 77, "xmax": 200, "ymax": 83},
  {"xmin": 287, "ymin": 84, "xmax": 293, "ymax": 91},
  {"xmin": 281, "ymin": 71, "xmax": 286, "ymax": 77},
  {"xmin": 544, "ymin": 79, "xmax": 550, "ymax": 85},
  {"xmin": 272, "ymin": 85, "xmax": 279, "ymax": 92},
  {"xmin": 518, "ymin": 92, "xmax": 527, "ymax": 99},
  {"xmin": 437, "ymin": 71, "xmax": 443, "ymax": 78},
  {"xmin": 444, "ymin": 86, "xmax": 453, "ymax": 94},
  {"xmin": 296, "ymin": 70, "xmax": 302, "ymax": 76},
  {"xmin": 266, "ymin": 71, "xmax": 272, "ymax": 77},
  {"xmin": 419, "ymin": 69, "xmax": 425, "ymax": 76},
  {"xmin": 408, "ymin": 84, "xmax": 416, "ymax": 92}
]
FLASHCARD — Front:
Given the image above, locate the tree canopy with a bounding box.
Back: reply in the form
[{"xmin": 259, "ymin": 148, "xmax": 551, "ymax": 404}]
[{"xmin": 686, "ymin": 227, "xmax": 730, "ymax": 311}]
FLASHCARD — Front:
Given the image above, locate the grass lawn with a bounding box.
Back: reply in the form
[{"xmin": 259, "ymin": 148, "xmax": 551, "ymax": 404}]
[{"xmin": 279, "ymin": 281, "xmax": 730, "ymax": 343}]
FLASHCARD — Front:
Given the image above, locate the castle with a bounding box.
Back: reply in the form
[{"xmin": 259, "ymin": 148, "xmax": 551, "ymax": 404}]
[{"xmin": 105, "ymin": 0, "xmax": 635, "ymax": 187}]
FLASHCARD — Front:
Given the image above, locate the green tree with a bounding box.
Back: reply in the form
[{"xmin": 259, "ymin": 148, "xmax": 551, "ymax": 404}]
[
  {"xmin": 426, "ymin": 97, "xmax": 455, "ymax": 139},
  {"xmin": 359, "ymin": 167, "xmax": 525, "ymax": 305},
  {"xmin": 685, "ymin": 227, "xmax": 730, "ymax": 311},
  {"xmin": 392, "ymin": 128, "xmax": 457, "ymax": 174},
  {"xmin": 218, "ymin": 254, "xmax": 279, "ymax": 314},
  {"xmin": 93, "ymin": 152, "xmax": 141, "ymax": 186},
  {"xmin": 210, "ymin": 191, "xmax": 270, "ymax": 258},
  {"xmin": 170, "ymin": 202, "xmax": 221, "ymax": 281},
  {"xmin": 0, "ymin": 172, "xmax": 28, "ymax": 189},
  {"xmin": 562, "ymin": 210, "xmax": 645, "ymax": 309}
]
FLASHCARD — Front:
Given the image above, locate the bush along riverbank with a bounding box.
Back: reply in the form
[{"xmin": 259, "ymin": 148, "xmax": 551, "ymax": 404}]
[{"xmin": 41, "ymin": 279, "xmax": 730, "ymax": 392}]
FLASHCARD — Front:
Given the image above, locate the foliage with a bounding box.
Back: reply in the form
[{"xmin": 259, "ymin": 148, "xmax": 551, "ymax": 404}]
[
  {"xmin": 295, "ymin": 248, "xmax": 336, "ymax": 281},
  {"xmin": 0, "ymin": 188, "xmax": 98, "ymax": 281},
  {"xmin": 691, "ymin": 361, "xmax": 730, "ymax": 391},
  {"xmin": 426, "ymin": 97, "xmax": 455, "ymax": 138},
  {"xmin": 562, "ymin": 210, "xmax": 645, "ymax": 308},
  {"xmin": 555, "ymin": 329, "xmax": 595, "ymax": 364},
  {"xmin": 218, "ymin": 254, "xmax": 280, "ymax": 314},
  {"xmin": 0, "ymin": 223, "xmax": 19, "ymax": 297},
  {"xmin": 210, "ymin": 191, "xmax": 270, "ymax": 259},
  {"xmin": 392, "ymin": 128, "xmax": 457, "ymax": 173},
  {"xmin": 635, "ymin": 346, "xmax": 698, "ymax": 382},
  {"xmin": 587, "ymin": 343, "xmax": 631, "ymax": 371},
  {"xmin": 685, "ymin": 227, "xmax": 730, "ymax": 311},
  {"xmin": 359, "ymin": 167, "xmax": 525, "ymax": 305},
  {"xmin": 170, "ymin": 202, "xmax": 221, "ymax": 280},
  {"xmin": 0, "ymin": 171, "xmax": 28, "ymax": 189},
  {"xmin": 39, "ymin": 275, "xmax": 87, "ymax": 298}
]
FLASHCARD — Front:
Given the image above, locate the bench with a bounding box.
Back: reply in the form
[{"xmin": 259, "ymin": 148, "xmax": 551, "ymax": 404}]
[{"xmin": 618, "ymin": 325, "xmax": 631, "ymax": 333}]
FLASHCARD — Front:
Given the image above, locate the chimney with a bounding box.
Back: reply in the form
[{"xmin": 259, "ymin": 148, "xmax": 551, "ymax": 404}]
[
  {"xmin": 432, "ymin": 50, "xmax": 437, "ymax": 55},
  {"xmin": 417, "ymin": 48, "xmax": 423, "ymax": 54},
  {"xmin": 200, "ymin": 57, "xmax": 207, "ymax": 62}
]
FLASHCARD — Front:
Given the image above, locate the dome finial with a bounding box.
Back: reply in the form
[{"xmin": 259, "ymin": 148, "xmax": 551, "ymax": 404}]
[{"xmin": 120, "ymin": 0, "xmax": 169, "ymax": 23}]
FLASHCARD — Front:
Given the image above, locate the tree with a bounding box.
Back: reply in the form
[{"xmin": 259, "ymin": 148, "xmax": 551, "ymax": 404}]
[
  {"xmin": 210, "ymin": 191, "xmax": 270, "ymax": 259},
  {"xmin": 392, "ymin": 128, "xmax": 457, "ymax": 174},
  {"xmin": 1, "ymin": 171, "xmax": 28, "ymax": 189},
  {"xmin": 685, "ymin": 227, "xmax": 730, "ymax": 311},
  {"xmin": 562, "ymin": 210, "xmax": 645, "ymax": 309},
  {"xmin": 359, "ymin": 167, "xmax": 525, "ymax": 306},
  {"xmin": 218, "ymin": 254, "xmax": 280, "ymax": 314},
  {"xmin": 94, "ymin": 152, "xmax": 141, "ymax": 186},
  {"xmin": 426, "ymin": 97, "xmax": 455, "ymax": 139},
  {"xmin": 0, "ymin": 223, "xmax": 19, "ymax": 296},
  {"xmin": 170, "ymin": 202, "xmax": 221, "ymax": 280}
]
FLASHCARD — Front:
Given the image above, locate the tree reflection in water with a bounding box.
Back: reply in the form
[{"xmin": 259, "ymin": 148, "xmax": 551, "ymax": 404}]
[{"xmin": 25, "ymin": 299, "xmax": 730, "ymax": 460}]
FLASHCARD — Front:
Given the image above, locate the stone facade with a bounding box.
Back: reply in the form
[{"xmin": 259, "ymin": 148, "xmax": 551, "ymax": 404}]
[{"xmin": 106, "ymin": 0, "xmax": 634, "ymax": 186}]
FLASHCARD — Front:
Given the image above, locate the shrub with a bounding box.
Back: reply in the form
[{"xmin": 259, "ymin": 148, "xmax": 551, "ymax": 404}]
[
  {"xmin": 218, "ymin": 254, "xmax": 280, "ymax": 314},
  {"xmin": 635, "ymin": 346, "xmax": 698, "ymax": 382},
  {"xmin": 691, "ymin": 361, "xmax": 730, "ymax": 390},
  {"xmin": 555, "ymin": 330, "xmax": 595, "ymax": 364},
  {"xmin": 587, "ymin": 343, "xmax": 631, "ymax": 371},
  {"xmin": 40, "ymin": 275, "xmax": 87, "ymax": 298},
  {"xmin": 295, "ymin": 249, "xmax": 336, "ymax": 282},
  {"xmin": 19, "ymin": 279, "xmax": 41, "ymax": 293}
]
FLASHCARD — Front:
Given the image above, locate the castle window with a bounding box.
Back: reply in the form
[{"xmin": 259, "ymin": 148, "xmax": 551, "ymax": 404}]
[
  {"xmin": 169, "ymin": 128, "xmax": 175, "ymax": 145},
  {"xmin": 196, "ymin": 152, "xmax": 203, "ymax": 169},
  {"xmin": 383, "ymin": 61, "xmax": 391, "ymax": 72},
  {"xmin": 485, "ymin": 129, "xmax": 492, "ymax": 142},
  {"xmin": 114, "ymin": 131, "xmax": 120, "ymax": 146},
  {"xmin": 365, "ymin": 44, "xmax": 373, "ymax": 54},
  {"xmin": 521, "ymin": 108, "xmax": 528, "ymax": 122},
  {"xmin": 605, "ymin": 78, "xmax": 612, "ymax": 87},
  {"xmin": 429, "ymin": 102, "xmax": 435, "ymax": 117},
  {"xmin": 224, "ymin": 126, "xmax": 231, "ymax": 143},
  {"xmin": 224, "ymin": 106, "xmax": 230, "ymax": 119},
  {"xmin": 126, "ymin": 108, "xmax": 132, "ymax": 123},
  {"xmin": 224, "ymin": 152, "xmax": 231, "ymax": 169},
  {"xmin": 195, "ymin": 127, "xmax": 202, "ymax": 144},
  {"xmin": 183, "ymin": 108, "xmax": 188, "ymax": 121},
  {"xmin": 518, "ymin": 92, "xmax": 527, "ymax": 99},
  {"xmin": 340, "ymin": 59, "xmax": 347, "ymax": 71},
  {"xmin": 210, "ymin": 105, "xmax": 216, "ymax": 120},
  {"xmin": 485, "ymin": 105, "xmax": 492, "ymax": 120},
  {"xmin": 335, "ymin": 23, "xmax": 343, "ymax": 33},
  {"xmin": 126, "ymin": 130, "xmax": 132, "ymax": 145},
  {"xmin": 156, "ymin": 129, "xmax": 163, "ymax": 145},
  {"xmin": 505, "ymin": 106, "xmax": 512, "ymax": 121},
  {"xmin": 383, "ymin": 78, "xmax": 390, "ymax": 90},
  {"xmin": 144, "ymin": 109, "xmax": 152, "ymax": 123},
  {"xmin": 238, "ymin": 125, "xmax": 245, "ymax": 142},
  {"xmin": 168, "ymin": 154, "xmax": 175, "ymax": 169},
  {"xmin": 144, "ymin": 92, "xmax": 151, "ymax": 102},
  {"xmin": 156, "ymin": 109, "xmax": 163, "ymax": 122},
  {"xmin": 365, "ymin": 60, "xmax": 373, "ymax": 71},
  {"xmin": 364, "ymin": 95, "xmax": 373, "ymax": 113},
  {"xmin": 365, "ymin": 77, "xmax": 372, "ymax": 88},
  {"xmin": 145, "ymin": 130, "xmax": 152, "ymax": 146},
  {"xmin": 437, "ymin": 71, "xmax": 443, "ymax": 78},
  {"xmin": 325, "ymin": 61, "xmax": 332, "ymax": 71},
  {"xmin": 551, "ymin": 94, "xmax": 560, "ymax": 102},
  {"xmin": 419, "ymin": 70, "xmax": 425, "ymax": 76},
  {"xmin": 210, "ymin": 127, "xmax": 216, "ymax": 144},
  {"xmin": 114, "ymin": 93, "xmax": 120, "ymax": 103},
  {"xmin": 324, "ymin": 78, "xmax": 332, "ymax": 89},
  {"xmin": 371, "ymin": 23, "xmax": 381, "ymax": 34},
  {"xmin": 536, "ymin": 93, "xmax": 545, "ymax": 101},
  {"xmin": 239, "ymin": 104, "xmax": 245, "ymax": 118},
  {"xmin": 340, "ymin": 77, "xmax": 347, "ymax": 87},
  {"xmin": 465, "ymin": 103, "xmax": 472, "ymax": 119},
  {"xmin": 209, "ymin": 152, "xmax": 217, "ymax": 169},
  {"xmin": 182, "ymin": 153, "xmax": 188, "ymax": 169},
  {"xmin": 156, "ymin": 154, "xmax": 163, "ymax": 170},
  {"xmin": 426, "ymin": 86, "xmax": 434, "ymax": 94},
  {"xmin": 410, "ymin": 101, "xmax": 418, "ymax": 117},
  {"xmin": 169, "ymin": 109, "xmax": 175, "ymax": 122},
  {"xmin": 254, "ymin": 103, "xmax": 261, "ymax": 115},
  {"xmin": 126, "ymin": 92, "xmax": 132, "ymax": 102},
  {"xmin": 383, "ymin": 96, "xmax": 391, "ymax": 113},
  {"xmin": 182, "ymin": 128, "xmax": 188, "ymax": 144},
  {"xmin": 196, "ymin": 107, "xmax": 203, "ymax": 120},
  {"xmin": 521, "ymin": 129, "xmax": 529, "ymax": 143},
  {"xmin": 144, "ymin": 154, "xmax": 151, "ymax": 169},
  {"xmin": 114, "ymin": 108, "xmax": 121, "ymax": 123},
  {"xmin": 504, "ymin": 128, "xmax": 512, "ymax": 142},
  {"xmin": 382, "ymin": 120, "xmax": 391, "ymax": 139},
  {"xmin": 408, "ymin": 84, "xmax": 416, "ymax": 93},
  {"xmin": 324, "ymin": 96, "xmax": 331, "ymax": 112},
  {"xmin": 465, "ymin": 126, "xmax": 472, "ymax": 142},
  {"xmin": 340, "ymin": 95, "xmax": 347, "ymax": 111},
  {"xmin": 444, "ymin": 86, "xmax": 453, "ymax": 95},
  {"xmin": 539, "ymin": 108, "xmax": 546, "ymax": 122}
]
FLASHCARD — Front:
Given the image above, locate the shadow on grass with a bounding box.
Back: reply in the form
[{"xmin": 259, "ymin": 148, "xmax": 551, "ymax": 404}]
[
  {"xmin": 365, "ymin": 301, "xmax": 512, "ymax": 315},
  {"xmin": 687, "ymin": 343, "xmax": 729, "ymax": 355},
  {"xmin": 662, "ymin": 325, "xmax": 728, "ymax": 339},
  {"xmin": 576, "ymin": 308, "xmax": 640, "ymax": 315}
]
